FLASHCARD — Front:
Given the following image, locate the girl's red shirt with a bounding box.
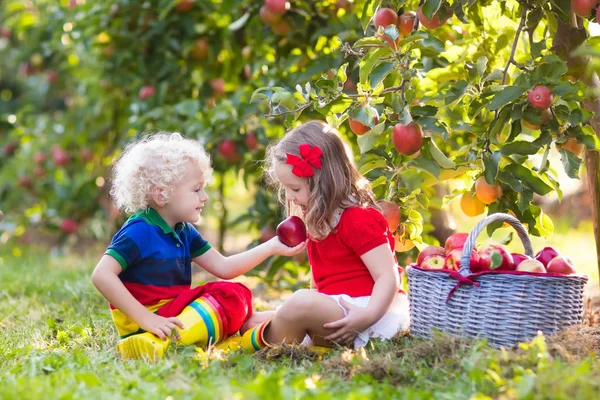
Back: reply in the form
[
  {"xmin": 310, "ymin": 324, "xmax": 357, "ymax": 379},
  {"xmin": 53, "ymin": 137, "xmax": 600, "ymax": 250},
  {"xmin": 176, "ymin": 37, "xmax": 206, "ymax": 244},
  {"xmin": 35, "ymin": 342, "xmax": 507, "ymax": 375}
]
[{"xmin": 307, "ymin": 206, "xmax": 401, "ymax": 297}]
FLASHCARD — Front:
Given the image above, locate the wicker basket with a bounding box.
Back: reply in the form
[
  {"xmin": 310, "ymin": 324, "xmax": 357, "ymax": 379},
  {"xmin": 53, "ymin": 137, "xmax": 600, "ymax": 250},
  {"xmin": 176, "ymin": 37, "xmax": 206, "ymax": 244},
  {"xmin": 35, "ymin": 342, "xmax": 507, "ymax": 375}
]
[{"xmin": 406, "ymin": 213, "xmax": 588, "ymax": 347}]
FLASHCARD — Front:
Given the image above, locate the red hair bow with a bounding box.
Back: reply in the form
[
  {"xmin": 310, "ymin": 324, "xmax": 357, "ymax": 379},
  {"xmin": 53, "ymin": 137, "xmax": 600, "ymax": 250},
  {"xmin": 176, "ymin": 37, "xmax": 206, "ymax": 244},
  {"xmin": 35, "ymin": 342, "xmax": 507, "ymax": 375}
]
[{"xmin": 286, "ymin": 144, "xmax": 323, "ymax": 177}]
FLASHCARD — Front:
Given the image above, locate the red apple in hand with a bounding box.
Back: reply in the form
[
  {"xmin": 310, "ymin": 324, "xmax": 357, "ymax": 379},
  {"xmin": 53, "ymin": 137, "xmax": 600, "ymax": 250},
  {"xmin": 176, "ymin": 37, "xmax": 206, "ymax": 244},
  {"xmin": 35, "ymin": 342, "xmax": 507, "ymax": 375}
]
[
  {"xmin": 416, "ymin": 245, "xmax": 445, "ymax": 265},
  {"xmin": 444, "ymin": 233, "xmax": 469, "ymax": 253},
  {"xmin": 478, "ymin": 244, "xmax": 515, "ymax": 271},
  {"xmin": 516, "ymin": 259, "xmax": 546, "ymax": 273},
  {"xmin": 421, "ymin": 254, "xmax": 445, "ymax": 270},
  {"xmin": 276, "ymin": 216, "xmax": 307, "ymax": 247},
  {"xmin": 547, "ymin": 255, "xmax": 577, "ymax": 275},
  {"xmin": 534, "ymin": 246, "xmax": 561, "ymax": 267}
]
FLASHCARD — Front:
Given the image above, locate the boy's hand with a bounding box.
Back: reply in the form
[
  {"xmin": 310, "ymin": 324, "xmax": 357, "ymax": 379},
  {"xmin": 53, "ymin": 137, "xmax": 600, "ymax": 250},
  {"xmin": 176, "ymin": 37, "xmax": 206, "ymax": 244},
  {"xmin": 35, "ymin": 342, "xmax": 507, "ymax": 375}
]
[
  {"xmin": 322, "ymin": 299, "xmax": 373, "ymax": 346},
  {"xmin": 139, "ymin": 313, "xmax": 185, "ymax": 340},
  {"xmin": 268, "ymin": 237, "xmax": 307, "ymax": 256}
]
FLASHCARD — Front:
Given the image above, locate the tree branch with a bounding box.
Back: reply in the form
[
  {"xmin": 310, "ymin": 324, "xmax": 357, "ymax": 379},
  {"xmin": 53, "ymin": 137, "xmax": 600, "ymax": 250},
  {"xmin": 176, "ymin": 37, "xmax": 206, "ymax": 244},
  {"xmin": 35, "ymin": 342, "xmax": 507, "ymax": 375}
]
[
  {"xmin": 502, "ymin": 7, "xmax": 527, "ymax": 86},
  {"xmin": 264, "ymin": 102, "xmax": 310, "ymax": 118}
]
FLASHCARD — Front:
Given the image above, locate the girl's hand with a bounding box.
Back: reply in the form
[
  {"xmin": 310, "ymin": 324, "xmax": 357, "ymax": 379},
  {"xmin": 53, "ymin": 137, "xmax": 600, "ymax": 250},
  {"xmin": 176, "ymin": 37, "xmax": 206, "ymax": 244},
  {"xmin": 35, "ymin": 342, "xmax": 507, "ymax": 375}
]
[
  {"xmin": 323, "ymin": 299, "xmax": 374, "ymax": 346},
  {"xmin": 268, "ymin": 237, "xmax": 307, "ymax": 256},
  {"xmin": 139, "ymin": 313, "xmax": 185, "ymax": 340}
]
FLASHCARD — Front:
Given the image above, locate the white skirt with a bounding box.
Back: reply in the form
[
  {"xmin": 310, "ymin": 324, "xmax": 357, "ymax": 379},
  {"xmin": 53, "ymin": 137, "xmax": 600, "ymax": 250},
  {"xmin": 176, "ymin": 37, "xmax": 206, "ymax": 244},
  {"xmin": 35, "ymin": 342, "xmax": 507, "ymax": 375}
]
[{"xmin": 302, "ymin": 292, "xmax": 410, "ymax": 348}]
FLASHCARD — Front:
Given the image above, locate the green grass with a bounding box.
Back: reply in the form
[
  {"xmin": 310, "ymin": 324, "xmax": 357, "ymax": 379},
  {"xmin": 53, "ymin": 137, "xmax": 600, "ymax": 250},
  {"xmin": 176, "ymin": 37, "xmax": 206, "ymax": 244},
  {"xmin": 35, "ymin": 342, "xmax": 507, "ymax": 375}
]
[{"xmin": 1, "ymin": 250, "xmax": 599, "ymax": 399}]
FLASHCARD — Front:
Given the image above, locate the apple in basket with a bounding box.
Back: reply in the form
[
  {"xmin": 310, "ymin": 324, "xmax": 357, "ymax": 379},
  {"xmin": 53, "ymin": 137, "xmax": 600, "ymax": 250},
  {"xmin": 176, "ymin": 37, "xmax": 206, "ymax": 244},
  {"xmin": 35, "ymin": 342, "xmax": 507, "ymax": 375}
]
[
  {"xmin": 476, "ymin": 244, "xmax": 515, "ymax": 271},
  {"xmin": 416, "ymin": 245, "xmax": 445, "ymax": 265},
  {"xmin": 444, "ymin": 232, "xmax": 469, "ymax": 253},
  {"xmin": 534, "ymin": 246, "xmax": 561, "ymax": 267},
  {"xmin": 546, "ymin": 255, "xmax": 577, "ymax": 274},
  {"xmin": 420, "ymin": 254, "xmax": 446, "ymax": 270},
  {"xmin": 516, "ymin": 258, "xmax": 546, "ymax": 273},
  {"xmin": 276, "ymin": 216, "xmax": 307, "ymax": 247},
  {"xmin": 511, "ymin": 253, "xmax": 530, "ymax": 266}
]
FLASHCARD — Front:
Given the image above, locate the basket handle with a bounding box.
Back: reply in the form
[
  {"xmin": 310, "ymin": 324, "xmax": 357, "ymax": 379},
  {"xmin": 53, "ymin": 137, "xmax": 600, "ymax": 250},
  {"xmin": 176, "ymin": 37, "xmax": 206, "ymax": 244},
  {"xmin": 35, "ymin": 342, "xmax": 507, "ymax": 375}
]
[{"xmin": 459, "ymin": 213, "xmax": 534, "ymax": 276}]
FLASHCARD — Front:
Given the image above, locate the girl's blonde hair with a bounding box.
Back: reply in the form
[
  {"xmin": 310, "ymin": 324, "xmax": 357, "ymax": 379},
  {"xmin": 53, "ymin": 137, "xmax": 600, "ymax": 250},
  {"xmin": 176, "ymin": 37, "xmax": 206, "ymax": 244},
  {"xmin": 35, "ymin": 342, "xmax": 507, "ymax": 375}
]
[
  {"xmin": 266, "ymin": 120, "xmax": 378, "ymax": 239},
  {"xmin": 111, "ymin": 132, "xmax": 212, "ymax": 214}
]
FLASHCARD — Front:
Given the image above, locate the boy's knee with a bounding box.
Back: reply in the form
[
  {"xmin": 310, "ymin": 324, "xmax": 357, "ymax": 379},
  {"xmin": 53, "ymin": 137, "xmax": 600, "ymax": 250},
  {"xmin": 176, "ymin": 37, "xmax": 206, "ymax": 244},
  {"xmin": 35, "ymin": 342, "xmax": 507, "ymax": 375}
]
[{"xmin": 207, "ymin": 282, "xmax": 253, "ymax": 335}]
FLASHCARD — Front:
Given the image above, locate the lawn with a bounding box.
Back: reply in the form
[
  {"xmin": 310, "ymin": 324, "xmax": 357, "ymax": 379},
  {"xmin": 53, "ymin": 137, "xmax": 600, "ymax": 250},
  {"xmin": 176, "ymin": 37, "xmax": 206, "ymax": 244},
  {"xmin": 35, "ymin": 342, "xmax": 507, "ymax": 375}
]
[{"xmin": 1, "ymin": 249, "xmax": 599, "ymax": 399}]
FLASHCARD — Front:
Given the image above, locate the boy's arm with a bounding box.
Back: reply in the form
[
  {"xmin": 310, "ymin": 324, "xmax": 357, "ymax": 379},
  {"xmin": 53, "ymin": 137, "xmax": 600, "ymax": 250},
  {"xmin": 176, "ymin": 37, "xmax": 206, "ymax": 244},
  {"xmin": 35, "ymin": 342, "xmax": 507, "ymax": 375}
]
[
  {"xmin": 193, "ymin": 237, "xmax": 306, "ymax": 280},
  {"xmin": 91, "ymin": 255, "xmax": 184, "ymax": 339}
]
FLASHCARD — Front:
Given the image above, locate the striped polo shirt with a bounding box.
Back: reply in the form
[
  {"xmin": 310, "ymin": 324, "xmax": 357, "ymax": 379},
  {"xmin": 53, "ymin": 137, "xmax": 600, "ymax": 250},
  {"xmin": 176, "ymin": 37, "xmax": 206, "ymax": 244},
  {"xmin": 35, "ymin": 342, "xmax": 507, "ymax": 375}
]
[{"xmin": 105, "ymin": 208, "xmax": 212, "ymax": 336}]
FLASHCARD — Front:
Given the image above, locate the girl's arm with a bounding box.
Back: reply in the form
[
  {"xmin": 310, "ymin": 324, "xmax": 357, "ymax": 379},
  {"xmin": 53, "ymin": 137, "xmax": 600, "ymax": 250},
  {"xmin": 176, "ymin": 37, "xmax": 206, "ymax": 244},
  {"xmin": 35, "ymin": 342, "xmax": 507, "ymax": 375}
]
[
  {"xmin": 193, "ymin": 237, "xmax": 306, "ymax": 280},
  {"xmin": 91, "ymin": 255, "xmax": 184, "ymax": 339},
  {"xmin": 323, "ymin": 243, "xmax": 400, "ymax": 343}
]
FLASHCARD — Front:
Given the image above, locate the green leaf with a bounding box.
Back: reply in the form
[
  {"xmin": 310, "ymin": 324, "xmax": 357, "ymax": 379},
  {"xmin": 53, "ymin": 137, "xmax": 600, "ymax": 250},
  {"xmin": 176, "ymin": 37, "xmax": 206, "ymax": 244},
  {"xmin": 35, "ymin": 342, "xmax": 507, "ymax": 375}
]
[
  {"xmin": 489, "ymin": 106, "xmax": 512, "ymax": 140},
  {"xmin": 483, "ymin": 151, "xmax": 501, "ymax": 182},
  {"xmin": 504, "ymin": 164, "xmax": 554, "ymax": 195},
  {"xmin": 490, "ymin": 251, "xmax": 503, "ymax": 270},
  {"xmin": 370, "ymin": 175, "xmax": 387, "ymax": 190},
  {"xmin": 418, "ymin": 117, "xmax": 449, "ymax": 139},
  {"xmin": 369, "ymin": 62, "xmax": 395, "ymax": 89},
  {"xmin": 558, "ymin": 148, "xmax": 583, "ymax": 179},
  {"xmin": 359, "ymin": 158, "xmax": 388, "ymax": 175},
  {"xmin": 360, "ymin": 0, "xmax": 379, "ymax": 33},
  {"xmin": 407, "ymin": 156, "xmax": 441, "ymax": 179},
  {"xmin": 444, "ymin": 80, "xmax": 469, "ymax": 105},
  {"xmin": 174, "ymin": 99, "xmax": 199, "ymax": 117},
  {"xmin": 421, "ymin": 0, "xmax": 442, "ymax": 20},
  {"xmin": 353, "ymin": 37, "xmax": 387, "ymax": 48},
  {"xmin": 396, "ymin": 31, "xmax": 428, "ymax": 47},
  {"xmin": 500, "ymin": 141, "xmax": 540, "ymax": 156},
  {"xmin": 476, "ymin": 56, "xmax": 488, "ymax": 78},
  {"xmin": 487, "ymin": 86, "xmax": 527, "ymax": 111},
  {"xmin": 250, "ymin": 87, "xmax": 274, "ymax": 103},
  {"xmin": 579, "ymin": 126, "xmax": 600, "ymax": 150},
  {"xmin": 357, "ymin": 123, "xmax": 387, "ymax": 153},
  {"xmin": 316, "ymin": 95, "xmax": 353, "ymax": 115},
  {"xmin": 425, "ymin": 138, "xmax": 456, "ymax": 169},
  {"xmin": 359, "ymin": 47, "xmax": 392, "ymax": 87}
]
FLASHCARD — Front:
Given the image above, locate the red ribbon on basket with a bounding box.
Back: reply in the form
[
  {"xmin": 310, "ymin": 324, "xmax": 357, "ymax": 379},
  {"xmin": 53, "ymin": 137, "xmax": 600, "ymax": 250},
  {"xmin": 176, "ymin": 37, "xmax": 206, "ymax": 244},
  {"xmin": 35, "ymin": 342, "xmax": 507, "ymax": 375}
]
[{"xmin": 445, "ymin": 270, "xmax": 480, "ymax": 304}]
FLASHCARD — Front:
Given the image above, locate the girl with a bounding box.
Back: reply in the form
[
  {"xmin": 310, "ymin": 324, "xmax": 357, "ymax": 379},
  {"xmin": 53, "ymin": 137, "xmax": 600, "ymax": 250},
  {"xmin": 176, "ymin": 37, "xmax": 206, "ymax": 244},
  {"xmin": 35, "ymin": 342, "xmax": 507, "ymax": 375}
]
[{"xmin": 240, "ymin": 120, "xmax": 409, "ymax": 350}]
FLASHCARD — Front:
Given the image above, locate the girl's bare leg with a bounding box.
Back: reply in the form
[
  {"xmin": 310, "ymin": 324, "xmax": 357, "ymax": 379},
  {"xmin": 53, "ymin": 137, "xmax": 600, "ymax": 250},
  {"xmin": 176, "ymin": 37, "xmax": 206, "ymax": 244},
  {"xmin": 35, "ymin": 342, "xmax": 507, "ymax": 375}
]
[
  {"xmin": 263, "ymin": 289, "xmax": 345, "ymax": 347},
  {"xmin": 240, "ymin": 311, "xmax": 275, "ymax": 334}
]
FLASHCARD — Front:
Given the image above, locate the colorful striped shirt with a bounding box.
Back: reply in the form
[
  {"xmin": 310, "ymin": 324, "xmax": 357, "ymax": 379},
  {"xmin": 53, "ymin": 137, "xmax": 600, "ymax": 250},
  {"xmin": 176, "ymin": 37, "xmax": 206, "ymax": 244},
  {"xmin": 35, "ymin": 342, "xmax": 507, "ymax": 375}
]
[{"xmin": 104, "ymin": 208, "xmax": 212, "ymax": 337}]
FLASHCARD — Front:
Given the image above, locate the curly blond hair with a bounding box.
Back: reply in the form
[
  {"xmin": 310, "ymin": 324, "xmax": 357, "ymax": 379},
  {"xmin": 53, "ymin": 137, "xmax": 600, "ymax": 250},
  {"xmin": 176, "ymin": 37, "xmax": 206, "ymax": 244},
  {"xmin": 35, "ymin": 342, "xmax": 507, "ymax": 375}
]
[{"xmin": 110, "ymin": 132, "xmax": 212, "ymax": 214}]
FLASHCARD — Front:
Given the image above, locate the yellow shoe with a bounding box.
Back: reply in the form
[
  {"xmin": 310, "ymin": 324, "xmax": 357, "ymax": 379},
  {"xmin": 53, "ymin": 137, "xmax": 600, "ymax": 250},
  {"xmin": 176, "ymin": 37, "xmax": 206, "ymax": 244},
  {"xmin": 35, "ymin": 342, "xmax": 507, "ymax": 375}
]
[
  {"xmin": 116, "ymin": 332, "xmax": 170, "ymax": 361},
  {"xmin": 213, "ymin": 336, "xmax": 242, "ymax": 352},
  {"xmin": 306, "ymin": 345, "xmax": 331, "ymax": 355},
  {"xmin": 240, "ymin": 319, "xmax": 271, "ymax": 352}
]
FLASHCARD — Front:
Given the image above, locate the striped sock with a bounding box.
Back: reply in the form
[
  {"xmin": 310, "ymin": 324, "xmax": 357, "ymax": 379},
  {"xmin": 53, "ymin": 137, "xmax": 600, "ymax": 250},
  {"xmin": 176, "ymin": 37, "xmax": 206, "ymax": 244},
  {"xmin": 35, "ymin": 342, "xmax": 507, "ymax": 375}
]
[{"xmin": 240, "ymin": 318, "xmax": 271, "ymax": 352}]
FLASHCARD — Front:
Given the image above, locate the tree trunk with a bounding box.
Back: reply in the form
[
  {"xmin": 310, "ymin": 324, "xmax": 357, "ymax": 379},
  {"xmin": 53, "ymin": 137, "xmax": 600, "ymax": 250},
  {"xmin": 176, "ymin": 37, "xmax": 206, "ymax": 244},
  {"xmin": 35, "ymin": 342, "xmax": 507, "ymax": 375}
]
[{"xmin": 553, "ymin": 17, "xmax": 600, "ymax": 284}]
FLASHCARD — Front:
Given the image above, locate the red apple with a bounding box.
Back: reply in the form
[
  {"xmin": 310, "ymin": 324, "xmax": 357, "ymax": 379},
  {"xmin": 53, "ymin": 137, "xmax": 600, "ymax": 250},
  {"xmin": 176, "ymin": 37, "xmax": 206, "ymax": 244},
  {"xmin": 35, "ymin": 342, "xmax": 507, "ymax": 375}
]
[
  {"xmin": 477, "ymin": 244, "xmax": 515, "ymax": 271},
  {"xmin": 33, "ymin": 152, "xmax": 46, "ymax": 164},
  {"xmin": 444, "ymin": 233, "xmax": 469, "ymax": 253},
  {"xmin": 46, "ymin": 70, "xmax": 59, "ymax": 85},
  {"xmin": 218, "ymin": 139, "xmax": 236, "ymax": 158},
  {"xmin": 374, "ymin": 8, "xmax": 398, "ymax": 29},
  {"xmin": 534, "ymin": 246, "xmax": 561, "ymax": 267},
  {"xmin": 571, "ymin": 0, "xmax": 597, "ymax": 17},
  {"xmin": 139, "ymin": 85, "xmax": 156, "ymax": 100},
  {"xmin": 511, "ymin": 253, "xmax": 530, "ymax": 267},
  {"xmin": 175, "ymin": 0, "xmax": 194, "ymax": 13},
  {"xmin": 417, "ymin": 6, "xmax": 450, "ymax": 29},
  {"xmin": 417, "ymin": 245, "xmax": 445, "ymax": 265},
  {"xmin": 18, "ymin": 175, "xmax": 32, "ymax": 188},
  {"xmin": 190, "ymin": 37, "xmax": 208, "ymax": 59},
  {"xmin": 0, "ymin": 27, "xmax": 11, "ymax": 39},
  {"xmin": 260, "ymin": 5, "xmax": 281, "ymax": 24},
  {"xmin": 516, "ymin": 259, "xmax": 546, "ymax": 273},
  {"xmin": 60, "ymin": 218, "xmax": 79, "ymax": 234},
  {"xmin": 210, "ymin": 78, "xmax": 225, "ymax": 96},
  {"xmin": 546, "ymin": 255, "xmax": 577, "ymax": 274},
  {"xmin": 444, "ymin": 248, "xmax": 464, "ymax": 271},
  {"xmin": 53, "ymin": 149, "xmax": 70, "ymax": 166},
  {"xmin": 397, "ymin": 12, "xmax": 416, "ymax": 36},
  {"xmin": 392, "ymin": 122, "xmax": 424, "ymax": 156},
  {"xmin": 265, "ymin": 0, "xmax": 289, "ymax": 14},
  {"xmin": 260, "ymin": 226, "xmax": 276, "ymax": 243},
  {"xmin": 34, "ymin": 166, "xmax": 45, "ymax": 177},
  {"xmin": 421, "ymin": 254, "xmax": 446, "ymax": 270},
  {"xmin": 276, "ymin": 216, "xmax": 307, "ymax": 247},
  {"xmin": 527, "ymin": 86, "xmax": 553, "ymax": 110},
  {"xmin": 377, "ymin": 200, "xmax": 401, "ymax": 232},
  {"xmin": 80, "ymin": 148, "xmax": 94, "ymax": 162},
  {"xmin": 271, "ymin": 19, "xmax": 291, "ymax": 35},
  {"xmin": 245, "ymin": 131, "xmax": 258, "ymax": 150},
  {"xmin": 3, "ymin": 142, "xmax": 17, "ymax": 156}
]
